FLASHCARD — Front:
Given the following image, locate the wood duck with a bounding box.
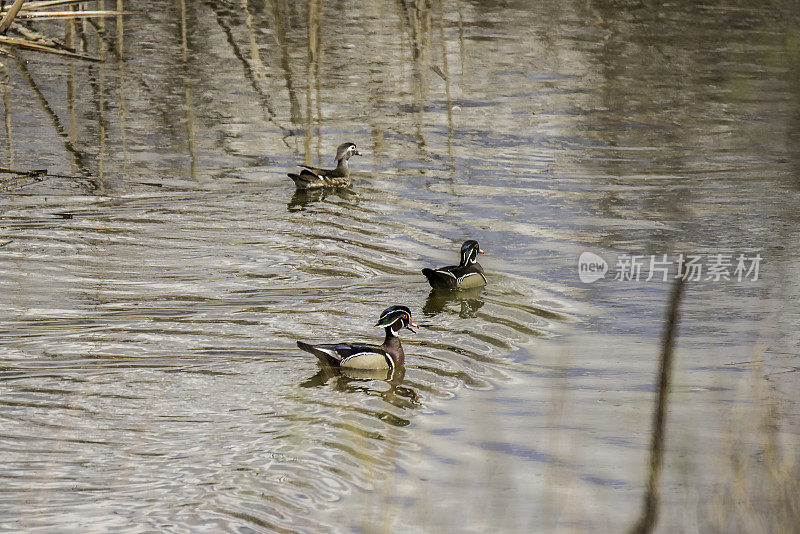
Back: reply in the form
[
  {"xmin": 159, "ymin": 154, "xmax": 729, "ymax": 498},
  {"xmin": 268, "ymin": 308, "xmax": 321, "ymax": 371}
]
[
  {"xmin": 296, "ymin": 305, "xmax": 416, "ymax": 370},
  {"xmin": 422, "ymin": 240, "xmax": 486, "ymax": 291},
  {"xmin": 287, "ymin": 142, "xmax": 361, "ymax": 189}
]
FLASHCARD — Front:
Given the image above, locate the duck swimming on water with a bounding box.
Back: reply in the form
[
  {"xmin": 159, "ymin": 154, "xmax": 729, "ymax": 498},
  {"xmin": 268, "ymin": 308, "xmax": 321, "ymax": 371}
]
[
  {"xmin": 287, "ymin": 142, "xmax": 361, "ymax": 189},
  {"xmin": 296, "ymin": 306, "xmax": 416, "ymax": 370},
  {"xmin": 422, "ymin": 240, "xmax": 486, "ymax": 291}
]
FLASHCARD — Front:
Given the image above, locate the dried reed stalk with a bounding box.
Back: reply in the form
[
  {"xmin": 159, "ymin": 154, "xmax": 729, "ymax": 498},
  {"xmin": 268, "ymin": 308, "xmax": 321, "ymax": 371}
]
[
  {"xmin": 0, "ymin": 34, "xmax": 101, "ymax": 61},
  {"xmin": 13, "ymin": 0, "xmax": 101, "ymax": 9},
  {"xmin": 14, "ymin": 10, "xmax": 131, "ymax": 20},
  {"xmin": 0, "ymin": 0, "xmax": 123, "ymax": 61},
  {"xmin": 0, "ymin": 0, "xmax": 27, "ymax": 34}
]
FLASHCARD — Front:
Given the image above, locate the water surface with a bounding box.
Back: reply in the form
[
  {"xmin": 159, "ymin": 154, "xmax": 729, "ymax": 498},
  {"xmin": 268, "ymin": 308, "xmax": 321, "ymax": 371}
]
[{"xmin": 1, "ymin": 1, "xmax": 799, "ymax": 532}]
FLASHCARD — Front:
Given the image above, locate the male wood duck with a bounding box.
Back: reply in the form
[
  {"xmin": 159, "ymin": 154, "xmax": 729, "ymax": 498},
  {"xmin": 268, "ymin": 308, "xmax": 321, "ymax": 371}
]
[
  {"xmin": 422, "ymin": 240, "xmax": 486, "ymax": 291},
  {"xmin": 287, "ymin": 142, "xmax": 361, "ymax": 189},
  {"xmin": 296, "ymin": 305, "xmax": 416, "ymax": 369}
]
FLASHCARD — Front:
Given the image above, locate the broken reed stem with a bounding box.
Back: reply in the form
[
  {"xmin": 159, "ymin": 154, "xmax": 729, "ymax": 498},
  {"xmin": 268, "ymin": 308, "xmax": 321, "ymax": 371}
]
[
  {"xmin": 14, "ymin": 10, "xmax": 132, "ymax": 20},
  {"xmin": 10, "ymin": 21, "xmax": 58, "ymax": 44},
  {"xmin": 0, "ymin": 166, "xmax": 47, "ymax": 176},
  {"xmin": 0, "ymin": 0, "xmax": 27, "ymax": 34},
  {"xmin": 5, "ymin": 0, "xmax": 100, "ymax": 10},
  {"xmin": 0, "ymin": 35, "xmax": 102, "ymax": 61},
  {"xmin": 0, "ymin": 1, "xmax": 120, "ymax": 61},
  {"xmin": 630, "ymin": 276, "xmax": 686, "ymax": 534},
  {"xmin": 0, "ymin": 166, "xmax": 88, "ymax": 179}
]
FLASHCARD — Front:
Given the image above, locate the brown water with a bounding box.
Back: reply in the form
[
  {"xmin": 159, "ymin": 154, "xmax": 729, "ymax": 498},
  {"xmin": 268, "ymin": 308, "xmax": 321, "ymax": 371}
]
[{"xmin": 1, "ymin": 1, "xmax": 799, "ymax": 532}]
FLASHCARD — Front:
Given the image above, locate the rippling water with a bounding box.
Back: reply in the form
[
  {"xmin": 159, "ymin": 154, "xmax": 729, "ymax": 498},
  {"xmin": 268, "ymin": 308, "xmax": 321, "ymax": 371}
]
[{"xmin": 1, "ymin": 1, "xmax": 799, "ymax": 532}]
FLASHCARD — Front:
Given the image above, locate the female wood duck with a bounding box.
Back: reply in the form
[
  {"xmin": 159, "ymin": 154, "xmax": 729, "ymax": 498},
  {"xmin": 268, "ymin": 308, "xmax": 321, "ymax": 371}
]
[
  {"xmin": 422, "ymin": 240, "xmax": 486, "ymax": 291},
  {"xmin": 296, "ymin": 305, "xmax": 416, "ymax": 369},
  {"xmin": 287, "ymin": 142, "xmax": 361, "ymax": 189}
]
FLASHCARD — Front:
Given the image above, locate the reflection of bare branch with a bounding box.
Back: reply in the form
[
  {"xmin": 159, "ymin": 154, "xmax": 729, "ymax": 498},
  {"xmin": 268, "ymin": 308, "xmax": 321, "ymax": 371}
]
[
  {"xmin": 304, "ymin": 0, "xmax": 322, "ymax": 165},
  {"xmin": 177, "ymin": 0, "xmax": 198, "ymax": 182},
  {"xmin": 1, "ymin": 66, "xmax": 12, "ymax": 167},
  {"xmin": 116, "ymin": 0, "xmax": 123, "ymax": 57},
  {"xmin": 13, "ymin": 56, "xmax": 93, "ymax": 180},
  {"xmin": 267, "ymin": 0, "xmax": 301, "ymax": 127},
  {"xmin": 241, "ymin": 0, "xmax": 267, "ymax": 81},
  {"xmin": 456, "ymin": 0, "xmax": 466, "ymax": 84},
  {"xmin": 395, "ymin": 0, "xmax": 433, "ymax": 148},
  {"xmin": 436, "ymin": 1, "xmax": 454, "ymax": 171},
  {"xmin": 204, "ymin": 0, "xmax": 291, "ymax": 146},
  {"xmin": 114, "ymin": 14, "xmax": 128, "ymax": 178},
  {"xmin": 88, "ymin": 52, "xmax": 107, "ymax": 185},
  {"xmin": 86, "ymin": 18, "xmax": 122, "ymax": 61},
  {"xmin": 65, "ymin": 6, "xmax": 78, "ymax": 165},
  {"xmin": 630, "ymin": 277, "xmax": 686, "ymax": 534},
  {"xmin": 313, "ymin": 0, "xmax": 321, "ymax": 161}
]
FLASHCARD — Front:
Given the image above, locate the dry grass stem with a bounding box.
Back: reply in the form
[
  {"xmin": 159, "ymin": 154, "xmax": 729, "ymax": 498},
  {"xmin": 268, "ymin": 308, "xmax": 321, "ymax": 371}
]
[
  {"xmin": 1, "ymin": 0, "xmax": 131, "ymax": 61},
  {"xmin": 3, "ymin": 0, "xmax": 99, "ymax": 10},
  {"xmin": 14, "ymin": 10, "xmax": 131, "ymax": 21},
  {"xmin": 0, "ymin": 35, "xmax": 101, "ymax": 60},
  {"xmin": 0, "ymin": 166, "xmax": 47, "ymax": 175},
  {"xmin": 0, "ymin": 0, "xmax": 27, "ymax": 34}
]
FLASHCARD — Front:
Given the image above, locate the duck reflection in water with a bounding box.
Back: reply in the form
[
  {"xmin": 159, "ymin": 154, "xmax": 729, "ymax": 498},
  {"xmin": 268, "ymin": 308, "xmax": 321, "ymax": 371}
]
[
  {"xmin": 300, "ymin": 366, "xmax": 419, "ymax": 410},
  {"xmin": 422, "ymin": 287, "xmax": 485, "ymax": 318},
  {"xmin": 286, "ymin": 187, "xmax": 357, "ymax": 211}
]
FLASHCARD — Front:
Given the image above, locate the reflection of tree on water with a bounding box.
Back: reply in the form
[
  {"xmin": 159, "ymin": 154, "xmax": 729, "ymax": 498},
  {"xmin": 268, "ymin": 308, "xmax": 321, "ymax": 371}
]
[
  {"xmin": 630, "ymin": 277, "xmax": 685, "ymax": 534},
  {"xmin": 1, "ymin": 0, "xmax": 474, "ymax": 189},
  {"xmin": 13, "ymin": 57, "xmax": 95, "ymax": 184},
  {"xmin": 0, "ymin": 1, "xmax": 126, "ymax": 189}
]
